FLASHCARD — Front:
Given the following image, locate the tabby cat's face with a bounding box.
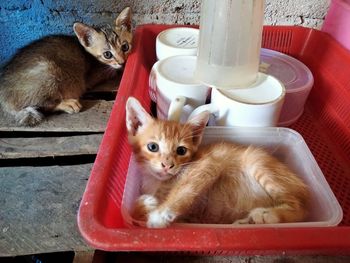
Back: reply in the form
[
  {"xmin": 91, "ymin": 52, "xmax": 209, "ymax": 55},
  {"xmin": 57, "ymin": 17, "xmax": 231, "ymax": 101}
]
[
  {"xmin": 74, "ymin": 7, "xmax": 133, "ymax": 69},
  {"xmin": 131, "ymin": 120, "xmax": 197, "ymax": 181},
  {"xmin": 92, "ymin": 25, "xmax": 133, "ymax": 69}
]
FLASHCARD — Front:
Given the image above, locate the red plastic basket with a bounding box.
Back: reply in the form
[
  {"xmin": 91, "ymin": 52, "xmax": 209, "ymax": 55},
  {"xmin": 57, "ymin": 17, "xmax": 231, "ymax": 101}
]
[{"xmin": 78, "ymin": 25, "xmax": 350, "ymax": 255}]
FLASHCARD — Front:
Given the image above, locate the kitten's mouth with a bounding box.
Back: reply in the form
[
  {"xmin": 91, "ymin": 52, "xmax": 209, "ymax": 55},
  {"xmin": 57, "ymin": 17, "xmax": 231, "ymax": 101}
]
[{"xmin": 154, "ymin": 172, "xmax": 173, "ymax": 181}]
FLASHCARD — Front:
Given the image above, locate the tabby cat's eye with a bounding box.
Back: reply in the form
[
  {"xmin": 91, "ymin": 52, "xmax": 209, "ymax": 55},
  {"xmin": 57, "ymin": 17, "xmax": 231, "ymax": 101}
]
[
  {"xmin": 147, "ymin": 142, "xmax": 159, "ymax": 152},
  {"xmin": 103, "ymin": 51, "xmax": 113, "ymax": 59},
  {"xmin": 176, "ymin": 146, "xmax": 187, "ymax": 156},
  {"xmin": 121, "ymin": 42, "xmax": 129, "ymax": 52}
]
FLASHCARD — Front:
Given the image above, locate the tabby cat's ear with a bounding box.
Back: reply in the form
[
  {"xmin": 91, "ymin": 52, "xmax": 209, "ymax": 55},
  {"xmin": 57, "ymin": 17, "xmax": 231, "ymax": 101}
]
[
  {"xmin": 115, "ymin": 7, "xmax": 132, "ymax": 30},
  {"xmin": 126, "ymin": 97, "xmax": 153, "ymax": 136},
  {"xmin": 187, "ymin": 111, "xmax": 210, "ymax": 147},
  {"xmin": 73, "ymin": 22, "xmax": 100, "ymax": 48}
]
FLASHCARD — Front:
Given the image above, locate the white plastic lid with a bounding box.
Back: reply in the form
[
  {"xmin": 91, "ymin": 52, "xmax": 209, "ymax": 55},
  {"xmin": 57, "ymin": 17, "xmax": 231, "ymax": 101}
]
[
  {"xmin": 260, "ymin": 48, "xmax": 314, "ymax": 93},
  {"xmin": 158, "ymin": 27, "xmax": 199, "ymax": 49}
]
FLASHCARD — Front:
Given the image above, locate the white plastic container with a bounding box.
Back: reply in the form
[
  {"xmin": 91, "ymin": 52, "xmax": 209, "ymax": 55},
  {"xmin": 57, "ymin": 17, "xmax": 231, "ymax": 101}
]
[
  {"xmin": 260, "ymin": 48, "xmax": 314, "ymax": 126},
  {"xmin": 195, "ymin": 0, "xmax": 265, "ymax": 89},
  {"xmin": 121, "ymin": 127, "xmax": 343, "ymax": 228}
]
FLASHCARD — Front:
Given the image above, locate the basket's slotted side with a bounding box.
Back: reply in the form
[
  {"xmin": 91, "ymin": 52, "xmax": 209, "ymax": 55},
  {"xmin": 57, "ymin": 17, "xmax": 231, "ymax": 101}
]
[
  {"xmin": 301, "ymin": 30, "xmax": 350, "ymax": 146},
  {"xmin": 263, "ymin": 26, "xmax": 350, "ymax": 227},
  {"xmin": 293, "ymin": 30, "xmax": 350, "ymax": 226},
  {"xmin": 262, "ymin": 26, "xmax": 311, "ymax": 57},
  {"xmin": 291, "ymin": 108, "xmax": 350, "ymax": 225}
]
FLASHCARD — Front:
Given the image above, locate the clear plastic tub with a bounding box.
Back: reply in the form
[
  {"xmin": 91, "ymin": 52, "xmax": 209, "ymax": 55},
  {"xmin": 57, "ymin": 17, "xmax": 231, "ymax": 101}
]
[
  {"xmin": 121, "ymin": 127, "xmax": 343, "ymax": 229},
  {"xmin": 260, "ymin": 48, "xmax": 314, "ymax": 126}
]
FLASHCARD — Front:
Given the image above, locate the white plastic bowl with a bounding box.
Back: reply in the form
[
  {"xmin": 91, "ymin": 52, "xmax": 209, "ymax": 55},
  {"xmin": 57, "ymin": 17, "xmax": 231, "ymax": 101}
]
[{"xmin": 156, "ymin": 27, "xmax": 199, "ymax": 60}]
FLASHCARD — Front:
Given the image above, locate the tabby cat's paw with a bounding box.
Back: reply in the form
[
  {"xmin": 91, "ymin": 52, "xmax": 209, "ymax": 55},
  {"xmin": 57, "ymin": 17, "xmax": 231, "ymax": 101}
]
[
  {"xmin": 55, "ymin": 99, "xmax": 82, "ymax": 114},
  {"xmin": 147, "ymin": 208, "xmax": 176, "ymax": 228}
]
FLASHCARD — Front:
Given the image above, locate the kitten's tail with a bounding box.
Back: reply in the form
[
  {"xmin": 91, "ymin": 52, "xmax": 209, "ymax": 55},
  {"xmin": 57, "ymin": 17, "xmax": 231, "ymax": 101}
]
[
  {"xmin": 14, "ymin": 106, "xmax": 44, "ymax": 126},
  {"xmin": 0, "ymin": 90, "xmax": 44, "ymax": 126},
  {"xmin": 0, "ymin": 104, "xmax": 44, "ymax": 126}
]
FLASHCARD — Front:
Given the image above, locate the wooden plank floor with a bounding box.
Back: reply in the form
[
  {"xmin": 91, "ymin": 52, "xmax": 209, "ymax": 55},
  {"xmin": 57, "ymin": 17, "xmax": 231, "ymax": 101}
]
[
  {"xmin": 0, "ymin": 100, "xmax": 113, "ymax": 133},
  {"xmin": 0, "ymin": 78, "xmax": 118, "ymax": 257},
  {"xmin": 0, "ymin": 164, "xmax": 93, "ymax": 255}
]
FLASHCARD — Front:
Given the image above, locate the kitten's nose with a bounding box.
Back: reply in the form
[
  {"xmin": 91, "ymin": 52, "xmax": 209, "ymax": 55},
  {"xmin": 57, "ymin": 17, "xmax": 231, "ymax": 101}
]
[{"xmin": 161, "ymin": 162, "xmax": 174, "ymax": 170}]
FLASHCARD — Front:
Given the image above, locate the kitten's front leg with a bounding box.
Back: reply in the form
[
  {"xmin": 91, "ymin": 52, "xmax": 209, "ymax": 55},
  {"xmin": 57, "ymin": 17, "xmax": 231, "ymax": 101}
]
[
  {"xmin": 147, "ymin": 162, "xmax": 220, "ymax": 228},
  {"xmin": 132, "ymin": 194, "xmax": 158, "ymax": 222},
  {"xmin": 146, "ymin": 184, "xmax": 193, "ymax": 228}
]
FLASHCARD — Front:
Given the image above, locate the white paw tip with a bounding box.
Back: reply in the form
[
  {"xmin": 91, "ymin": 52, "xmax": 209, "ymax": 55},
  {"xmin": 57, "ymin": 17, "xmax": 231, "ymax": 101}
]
[
  {"xmin": 147, "ymin": 208, "xmax": 176, "ymax": 228},
  {"xmin": 140, "ymin": 195, "xmax": 158, "ymax": 209},
  {"xmin": 249, "ymin": 208, "xmax": 280, "ymax": 224}
]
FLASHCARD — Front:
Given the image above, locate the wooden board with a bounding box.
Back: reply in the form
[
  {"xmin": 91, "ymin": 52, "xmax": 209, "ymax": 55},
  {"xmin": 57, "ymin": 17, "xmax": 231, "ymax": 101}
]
[
  {"xmin": 0, "ymin": 100, "xmax": 114, "ymax": 132},
  {"xmin": 0, "ymin": 134, "xmax": 103, "ymax": 159},
  {"xmin": 0, "ymin": 74, "xmax": 117, "ymax": 258},
  {"xmin": 0, "ymin": 164, "xmax": 93, "ymax": 256}
]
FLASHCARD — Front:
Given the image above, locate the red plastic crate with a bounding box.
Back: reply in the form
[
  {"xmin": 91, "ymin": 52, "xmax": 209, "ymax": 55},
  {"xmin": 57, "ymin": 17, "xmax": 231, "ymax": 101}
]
[{"xmin": 78, "ymin": 25, "xmax": 350, "ymax": 255}]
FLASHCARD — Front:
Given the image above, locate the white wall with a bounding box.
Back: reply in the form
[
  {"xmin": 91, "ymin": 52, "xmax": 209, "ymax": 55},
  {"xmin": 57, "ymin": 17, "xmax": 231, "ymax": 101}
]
[{"xmin": 132, "ymin": 0, "xmax": 331, "ymax": 29}]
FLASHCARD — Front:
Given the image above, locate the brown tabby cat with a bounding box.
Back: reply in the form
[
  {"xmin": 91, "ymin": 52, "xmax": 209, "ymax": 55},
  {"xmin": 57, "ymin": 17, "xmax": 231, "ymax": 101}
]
[
  {"xmin": 126, "ymin": 97, "xmax": 310, "ymax": 228},
  {"xmin": 0, "ymin": 7, "xmax": 132, "ymax": 126}
]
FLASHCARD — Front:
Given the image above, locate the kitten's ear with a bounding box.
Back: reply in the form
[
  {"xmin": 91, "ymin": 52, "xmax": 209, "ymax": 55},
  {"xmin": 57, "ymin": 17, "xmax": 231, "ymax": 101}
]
[
  {"xmin": 115, "ymin": 7, "xmax": 132, "ymax": 30},
  {"xmin": 187, "ymin": 111, "xmax": 210, "ymax": 147},
  {"xmin": 73, "ymin": 22, "xmax": 100, "ymax": 48},
  {"xmin": 126, "ymin": 97, "xmax": 153, "ymax": 136}
]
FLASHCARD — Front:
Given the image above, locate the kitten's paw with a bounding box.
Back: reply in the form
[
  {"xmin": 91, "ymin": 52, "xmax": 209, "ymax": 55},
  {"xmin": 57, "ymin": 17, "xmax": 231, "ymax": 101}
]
[
  {"xmin": 233, "ymin": 218, "xmax": 250, "ymax": 225},
  {"xmin": 139, "ymin": 195, "xmax": 158, "ymax": 210},
  {"xmin": 132, "ymin": 195, "xmax": 158, "ymax": 221},
  {"xmin": 16, "ymin": 107, "xmax": 43, "ymax": 126},
  {"xmin": 55, "ymin": 99, "xmax": 82, "ymax": 114},
  {"xmin": 233, "ymin": 208, "xmax": 280, "ymax": 225},
  {"xmin": 247, "ymin": 208, "xmax": 280, "ymax": 224},
  {"xmin": 147, "ymin": 208, "xmax": 176, "ymax": 228}
]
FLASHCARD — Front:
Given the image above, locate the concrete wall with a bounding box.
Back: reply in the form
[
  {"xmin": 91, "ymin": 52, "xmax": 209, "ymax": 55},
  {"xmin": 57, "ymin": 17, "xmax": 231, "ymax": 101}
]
[{"xmin": 0, "ymin": 0, "xmax": 330, "ymax": 66}]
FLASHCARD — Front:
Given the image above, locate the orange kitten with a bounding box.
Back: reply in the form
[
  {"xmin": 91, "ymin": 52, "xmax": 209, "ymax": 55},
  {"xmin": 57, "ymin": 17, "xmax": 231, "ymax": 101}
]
[{"xmin": 126, "ymin": 97, "xmax": 310, "ymax": 228}]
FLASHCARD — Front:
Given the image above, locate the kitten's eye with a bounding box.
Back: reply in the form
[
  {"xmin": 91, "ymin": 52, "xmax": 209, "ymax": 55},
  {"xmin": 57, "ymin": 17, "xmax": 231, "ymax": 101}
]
[
  {"xmin": 103, "ymin": 51, "xmax": 113, "ymax": 59},
  {"xmin": 121, "ymin": 42, "xmax": 129, "ymax": 52},
  {"xmin": 176, "ymin": 146, "xmax": 187, "ymax": 156},
  {"xmin": 147, "ymin": 142, "xmax": 159, "ymax": 152}
]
